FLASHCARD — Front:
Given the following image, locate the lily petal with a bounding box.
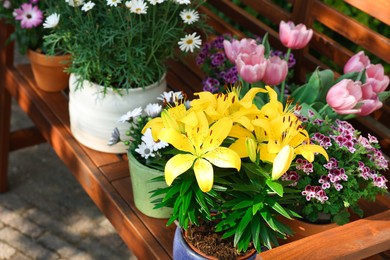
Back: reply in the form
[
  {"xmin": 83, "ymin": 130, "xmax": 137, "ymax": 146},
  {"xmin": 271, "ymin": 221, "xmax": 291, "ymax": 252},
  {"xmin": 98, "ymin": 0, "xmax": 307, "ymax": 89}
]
[
  {"xmin": 204, "ymin": 147, "xmax": 241, "ymax": 171},
  {"xmin": 194, "ymin": 158, "xmax": 214, "ymax": 192},
  {"xmin": 295, "ymin": 144, "xmax": 329, "ymax": 162},
  {"xmin": 158, "ymin": 128, "xmax": 195, "ymax": 154},
  {"xmin": 165, "ymin": 154, "xmax": 196, "ymax": 186}
]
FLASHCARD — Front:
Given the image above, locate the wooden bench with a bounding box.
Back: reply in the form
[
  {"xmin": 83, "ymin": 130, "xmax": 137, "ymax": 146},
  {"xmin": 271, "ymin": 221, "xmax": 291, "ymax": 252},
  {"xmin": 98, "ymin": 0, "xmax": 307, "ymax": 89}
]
[{"xmin": 1, "ymin": 0, "xmax": 389, "ymax": 259}]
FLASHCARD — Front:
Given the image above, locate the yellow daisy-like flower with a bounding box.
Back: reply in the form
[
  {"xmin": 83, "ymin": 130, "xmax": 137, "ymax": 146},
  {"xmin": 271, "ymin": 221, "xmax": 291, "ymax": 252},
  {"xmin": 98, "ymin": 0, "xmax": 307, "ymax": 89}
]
[{"xmin": 158, "ymin": 111, "xmax": 241, "ymax": 192}]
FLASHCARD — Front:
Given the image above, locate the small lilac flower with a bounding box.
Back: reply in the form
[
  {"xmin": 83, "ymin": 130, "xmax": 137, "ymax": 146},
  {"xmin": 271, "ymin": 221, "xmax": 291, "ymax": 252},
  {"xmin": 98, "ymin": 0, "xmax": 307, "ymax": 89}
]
[
  {"xmin": 210, "ymin": 53, "xmax": 226, "ymax": 67},
  {"xmin": 372, "ymin": 176, "xmax": 388, "ymax": 189}
]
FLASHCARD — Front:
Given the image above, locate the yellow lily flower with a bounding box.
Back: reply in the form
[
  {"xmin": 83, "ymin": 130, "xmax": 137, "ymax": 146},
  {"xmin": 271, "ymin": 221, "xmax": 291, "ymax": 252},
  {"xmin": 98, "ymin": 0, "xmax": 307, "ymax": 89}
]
[
  {"xmin": 158, "ymin": 112, "xmax": 241, "ymax": 192},
  {"xmin": 272, "ymin": 145, "xmax": 294, "ymax": 180}
]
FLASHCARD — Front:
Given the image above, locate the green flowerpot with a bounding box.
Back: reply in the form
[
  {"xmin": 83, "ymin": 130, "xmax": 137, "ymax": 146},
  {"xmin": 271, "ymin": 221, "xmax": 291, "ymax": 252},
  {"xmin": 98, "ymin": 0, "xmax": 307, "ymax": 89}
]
[{"xmin": 128, "ymin": 152, "xmax": 172, "ymax": 218}]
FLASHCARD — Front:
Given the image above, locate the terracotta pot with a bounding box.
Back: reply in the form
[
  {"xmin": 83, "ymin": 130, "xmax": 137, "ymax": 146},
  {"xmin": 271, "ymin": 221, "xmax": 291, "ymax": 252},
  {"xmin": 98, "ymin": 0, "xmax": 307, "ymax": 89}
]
[
  {"xmin": 279, "ymin": 217, "xmax": 338, "ymax": 243},
  {"xmin": 27, "ymin": 49, "xmax": 71, "ymax": 92},
  {"xmin": 173, "ymin": 227, "xmax": 257, "ymax": 260},
  {"xmin": 128, "ymin": 151, "xmax": 172, "ymax": 218}
]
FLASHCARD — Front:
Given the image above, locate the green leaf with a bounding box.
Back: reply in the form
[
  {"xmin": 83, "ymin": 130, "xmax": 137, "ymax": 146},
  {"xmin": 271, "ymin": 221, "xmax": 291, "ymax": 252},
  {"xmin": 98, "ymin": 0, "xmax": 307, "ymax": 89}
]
[
  {"xmin": 291, "ymin": 68, "xmax": 322, "ymax": 104},
  {"xmin": 262, "ymin": 33, "xmax": 271, "ymax": 58},
  {"xmin": 251, "ymin": 214, "xmax": 262, "ymax": 252},
  {"xmin": 259, "ymin": 225, "xmax": 272, "ymax": 249},
  {"xmin": 234, "ymin": 208, "xmax": 252, "ymax": 246},
  {"xmin": 252, "ymin": 202, "xmax": 264, "ymax": 215},
  {"xmin": 194, "ymin": 188, "xmax": 210, "ymax": 216},
  {"xmin": 265, "ymin": 198, "xmax": 291, "ymax": 219},
  {"xmin": 266, "ymin": 179, "xmax": 284, "ymax": 197},
  {"xmin": 180, "ymin": 189, "xmax": 192, "ymax": 218},
  {"xmin": 317, "ymin": 69, "xmax": 336, "ymax": 101},
  {"xmin": 162, "ymin": 183, "xmax": 180, "ymax": 202},
  {"xmin": 180, "ymin": 176, "xmax": 192, "ymax": 195},
  {"xmin": 232, "ymin": 200, "xmax": 253, "ymax": 210},
  {"xmin": 378, "ymin": 90, "xmax": 390, "ymax": 102}
]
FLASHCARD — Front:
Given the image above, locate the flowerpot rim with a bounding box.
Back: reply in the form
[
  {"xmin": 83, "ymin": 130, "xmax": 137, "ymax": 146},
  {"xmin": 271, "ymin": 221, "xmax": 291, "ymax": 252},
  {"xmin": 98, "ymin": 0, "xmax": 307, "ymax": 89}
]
[
  {"xmin": 128, "ymin": 151, "xmax": 164, "ymax": 176},
  {"xmin": 70, "ymin": 72, "xmax": 167, "ymax": 94},
  {"xmin": 27, "ymin": 49, "xmax": 71, "ymax": 63}
]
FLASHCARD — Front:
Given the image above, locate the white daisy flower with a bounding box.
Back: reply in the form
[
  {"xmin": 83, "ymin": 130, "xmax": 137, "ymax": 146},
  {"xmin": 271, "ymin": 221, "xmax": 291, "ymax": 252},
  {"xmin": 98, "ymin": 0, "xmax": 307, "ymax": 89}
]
[
  {"xmin": 142, "ymin": 128, "xmax": 169, "ymax": 151},
  {"xmin": 3, "ymin": 0, "xmax": 11, "ymax": 9},
  {"xmin": 174, "ymin": 0, "xmax": 190, "ymax": 4},
  {"xmin": 144, "ymin": 103, "xmax": 162, "ymax": 117},
  {"xmin": 157, "ymin": 91, "xmax": 183, "ymax": 103},
  {"xmin": 108, "ymin": 127, "xmax": 121, "ymax": 146},
  {"xmin": 43, "ymin": 13, "xmax": 60, "ymax": 28},
  {"xmin": 180, "ymin": 9, "xmax": 199, "ymax": 24},
  {"xmin": 66, "ymin": 0, "xmax": 84, "ymax": 7},
  {"xmin": 106, "ymin": 0, "xmax": 122, "ymax": 7},
  {"xmin": 130, "ymin": 0, "xmax": 148, "ymax": 14},
  {"xmin": 135, "ymin": 142, "xmax": 155, "ymax": 159},
  {"xmin": 125, "ymin": 1, "xmax": 132, "ymax": 8},
  {"xmin": 118, "ymin": 107, "xmax": 142, "ymax": 122},
  {"xmin": 147, "ymin": 0, "xmax": 165, "ymax": 5},
  {"xmin": 81, "ymin": 1, "xmax": 95, "ymax": 12},
  {"xmin": 178, "ymin": 32, "xmax": 202, "ymax": 53}
]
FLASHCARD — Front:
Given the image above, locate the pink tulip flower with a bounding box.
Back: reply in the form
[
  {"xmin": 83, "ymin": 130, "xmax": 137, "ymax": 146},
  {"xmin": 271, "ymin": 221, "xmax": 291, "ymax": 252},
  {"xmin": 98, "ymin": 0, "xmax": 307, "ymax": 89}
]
[
  {"xmin": 279, "ymin": 21, "xmax": 313, "ymax": 49},
  {"xmin": 223, "ymin": 38, "xmax": 263, "ymax": 64},
  {"xmin": 262, "ymin": 56, "xmax": 288, "ymax": 85},
  {"xmin": 365, "ymin": 64, "xmax": 389, "ymax": 93},
  {"xmin": 357, "ymin": 83, "xmax": 383, "ymax": 116},
  {"xmin": 236, "ymin": 51, "xmax": 267, "ymax": 83},
  {"xmin": 343, "ymin": 51, "xmax": 371, "ymax": 74},
  {"xmin": 326, "ymin": 79, "xmax": 363, "ymax": 114}
]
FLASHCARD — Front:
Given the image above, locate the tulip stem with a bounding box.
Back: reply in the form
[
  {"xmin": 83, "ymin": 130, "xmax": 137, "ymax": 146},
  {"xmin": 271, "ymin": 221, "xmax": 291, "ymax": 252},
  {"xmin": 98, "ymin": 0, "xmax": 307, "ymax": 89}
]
[{"xmin": 279, "ymin": 48, "xmax": 291, "ymax": 104}]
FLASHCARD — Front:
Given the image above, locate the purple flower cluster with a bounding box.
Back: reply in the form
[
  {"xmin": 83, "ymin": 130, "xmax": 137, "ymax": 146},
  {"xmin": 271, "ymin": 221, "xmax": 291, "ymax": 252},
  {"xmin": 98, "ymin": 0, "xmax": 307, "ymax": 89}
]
[
  {"xmin": 196, "ymin": 35, "xmax": 238, "ymax": 93},
  {"xmin": 295, "ymin": 158, "xmax": 313, "ymax": 174},
  {"xmin": 311, "ymin": 132, "xmax": 332, "ymax": 149},
  {"xmin": 358, "ymin": 161, "xmax": 388, "ymax": 188},
  {"xmin": 330, "ymin": 120, "xmax": 356, "ymax": 153},
  {"xmin": 302, "ymin": 185, "xmax": 328, "ymax": 203},
  {"xmin": 281, "ymin": 171, "xmax": 299, "ymax": 186}
]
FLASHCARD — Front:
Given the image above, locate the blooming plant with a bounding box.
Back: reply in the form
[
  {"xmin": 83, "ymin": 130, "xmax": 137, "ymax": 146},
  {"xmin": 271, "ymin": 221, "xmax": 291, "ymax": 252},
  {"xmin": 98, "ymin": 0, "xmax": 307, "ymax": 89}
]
[
  {"xmin": 0, "ymin": 0, "xmax": 55, "ymax": 54},
  {"xmin": 145, "ymin": 85, "xmax": 328, "ymax": 254},
  {"xmin": 197, "ymin": 20, "xmax": 389, "ymax": 228},
  {"xmin": 108, "ymin": 90, "xmax": 185, "ymax": 169},
  {"xmin": 282, "ymin": 115, "xmax": 388, "ymax": 225},
  {"xmin": 44, "ymin": 0, "xmax": 206, "ymax": 90}
]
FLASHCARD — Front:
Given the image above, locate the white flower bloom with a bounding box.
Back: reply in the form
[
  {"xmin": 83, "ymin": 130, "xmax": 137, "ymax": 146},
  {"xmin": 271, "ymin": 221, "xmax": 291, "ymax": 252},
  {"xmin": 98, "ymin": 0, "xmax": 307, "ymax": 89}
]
[
  {"xmin": 106, "ymin": 0, "xmax": 122, "ymax": 7},
  {"xmin": 180, "ymin": 9, "xmax": 199, "ymax": 24},
  {"xmin": 135, "ymin": 142, "xmax": 155, "ymax": 159},
  {"xmin": 81, "ymin": 1, "xmax": 96, "ymax": 12},
  {"xmin": 157, "ymin": 91, "xmax": 183, "ymax": 102},
  {"xmin": 174, "ymin": 0, "xmax": 190, "ymax": 4},
  {"xmin": 147, "ymin": 0, "xmax": 164, "ymax": 5},
  {"xmin": 144, "ymin": 103, "xmax": 162, "ymax": 117},
  {"xmin": 3, "ymin": 0, "xmax": 11, "ymax": 9},
  {"xmin": 125, "ymin": 1, "xmax": 132, "ymax": 8},
  {"xmin": 178, "ymin": 32, "xmax": 202, "ymax": 53},
  {"xmin": 142, "ymin": 128, "xmax": 169, "ymax": 151},
  {"xmin": 118, "ymin": 107, "xmax": 143, "ymax": 122},
  {"xmin": 43, "ymin": 13, "xmax": 60, "ymax": 28},
  {"xmin": 66, "ymin": 0, "xmax": 84, "ymax": 7},
  {"xmin": 130, "ymin": 0, "xmax": 148, "ymax": 14}
]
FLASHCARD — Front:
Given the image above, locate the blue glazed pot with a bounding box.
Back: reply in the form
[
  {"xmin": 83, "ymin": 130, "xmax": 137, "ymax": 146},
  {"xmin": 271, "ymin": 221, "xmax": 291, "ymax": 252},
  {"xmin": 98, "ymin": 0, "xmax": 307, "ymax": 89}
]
[{"xmin": 173, "ymin": 227, "xmax": 257, "ymax": 260}]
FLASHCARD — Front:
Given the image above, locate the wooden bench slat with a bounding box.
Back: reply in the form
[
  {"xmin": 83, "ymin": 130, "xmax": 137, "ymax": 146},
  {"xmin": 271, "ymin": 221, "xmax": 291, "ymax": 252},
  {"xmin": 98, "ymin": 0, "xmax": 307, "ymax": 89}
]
[
  {"xmin": 10, "ymin": 127, "xmax": 46, "ymax": 151},
  {"xmin": 259, "ymin": 210, "xmax": 390, "ymax": 260},
  {"xmin": 312, "ymin": 1, "xmax": 390, "ymax": 64},
  {"xmin": 239, "ymin": 0, "xmax": 291, "ymax": 26},
  {"xmin": 344, "ymin": 0, "xmax": 390, "ymax": 26}
]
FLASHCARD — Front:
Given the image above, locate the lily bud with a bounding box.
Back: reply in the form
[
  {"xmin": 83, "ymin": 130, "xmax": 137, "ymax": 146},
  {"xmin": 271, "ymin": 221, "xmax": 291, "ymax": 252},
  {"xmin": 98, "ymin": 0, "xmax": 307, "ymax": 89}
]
[
  {"xmin": 245, "ymin": 138, "xmax": 257, "ymax": 163},
  {"xmin": 272, "ymin": 145, "xmax": 294, "ymax": 180}
]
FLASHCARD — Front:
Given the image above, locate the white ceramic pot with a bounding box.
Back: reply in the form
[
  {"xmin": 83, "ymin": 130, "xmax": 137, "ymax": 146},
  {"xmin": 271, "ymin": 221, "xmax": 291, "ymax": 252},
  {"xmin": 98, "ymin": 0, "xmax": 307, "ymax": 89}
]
[{"xmin": 68, "ymin": 73, "xmax": 167, "ymax": 153}]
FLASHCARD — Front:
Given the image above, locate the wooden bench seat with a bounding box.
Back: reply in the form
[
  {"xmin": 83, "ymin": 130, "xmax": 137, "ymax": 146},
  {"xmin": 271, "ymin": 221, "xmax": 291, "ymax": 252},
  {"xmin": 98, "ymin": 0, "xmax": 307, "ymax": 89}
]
[{"xmin": 1, "ymin": 0, "xmax": 389, "ymax": 259}]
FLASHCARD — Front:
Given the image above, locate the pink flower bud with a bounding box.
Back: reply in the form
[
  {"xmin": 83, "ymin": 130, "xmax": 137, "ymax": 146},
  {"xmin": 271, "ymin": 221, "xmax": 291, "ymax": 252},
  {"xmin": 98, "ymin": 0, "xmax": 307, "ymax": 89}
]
[
  {"xmin": 365, "ymin": 64, "xmax": 389, "ymax": 93},
  {"xmin": 262, "ymin": 56, "xmax": 288, "ymax": 85},
  {"xmin": 343, "ymin": 51, "xmax": 371, "ymax": 74},
  {"xmin": 236, "ymin": 52, "xmax": 267, "ymax": 83},
  {"xmin": 279, "ymin": 21, "xmax": 313, "ymax": 49},
  {"xmin": 223, "ymin": 38, "xmax": 263, "ymax": 64},
  {"xmin": 326, "ymin": 79, "xmax": 363, "ymax": 114}
]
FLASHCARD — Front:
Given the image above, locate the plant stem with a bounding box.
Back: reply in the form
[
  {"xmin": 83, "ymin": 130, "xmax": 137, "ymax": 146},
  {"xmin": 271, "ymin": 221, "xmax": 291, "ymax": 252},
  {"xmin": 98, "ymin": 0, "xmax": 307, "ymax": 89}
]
[
  {"xmin": 279, "ymin": 48, "xmax": 291, "ymax": 104},
  {"xmin": 318, "ymin": 103, "xmax": 329, "ymax": 116}
]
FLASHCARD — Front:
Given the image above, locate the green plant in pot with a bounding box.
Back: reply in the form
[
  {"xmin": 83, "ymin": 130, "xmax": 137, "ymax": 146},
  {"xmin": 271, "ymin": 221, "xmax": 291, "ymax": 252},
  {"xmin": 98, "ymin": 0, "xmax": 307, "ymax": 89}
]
[
  {"xmin": 144, "ymin": 85, "xmax": 328, "ymax": 258},
  {"xmin": 0, "ymin": 0, "xmax": 71, "ymax": 91},
  {"xmin": 108, "ymin": 90, "xmax": 185, "ymax": 218},
  {"xmin": 43, "ymin": 0, "xmax": 206, "ymax": 153}
]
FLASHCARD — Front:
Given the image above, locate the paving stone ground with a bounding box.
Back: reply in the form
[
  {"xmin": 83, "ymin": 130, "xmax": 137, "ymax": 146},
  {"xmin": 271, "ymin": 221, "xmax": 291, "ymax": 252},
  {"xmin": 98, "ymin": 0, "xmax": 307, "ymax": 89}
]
[{"xmin": 0, "ymin": 50, "xmax": 137, "ymax": 260}]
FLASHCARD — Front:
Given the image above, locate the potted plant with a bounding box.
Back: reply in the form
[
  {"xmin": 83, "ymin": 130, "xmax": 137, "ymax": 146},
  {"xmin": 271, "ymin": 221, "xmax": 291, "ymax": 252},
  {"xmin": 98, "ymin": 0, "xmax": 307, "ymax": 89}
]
[
  {"xmin": 142, "ymin": 85, "xmax": 328, "ymax": 258},
  {"xmin": 43, "ymin": 0, "xmax": 206, "ymax": 153},
  {"xmin": 203, "ymin": 20, "xmax": 389, "ymax": 242},
  {"xmin": 108, "ymin": 90, "xmax": 185, "ymax": 218},
  {"xmin": 0, "ymin": 0, "xmax": 70, "ymax": 91}
]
